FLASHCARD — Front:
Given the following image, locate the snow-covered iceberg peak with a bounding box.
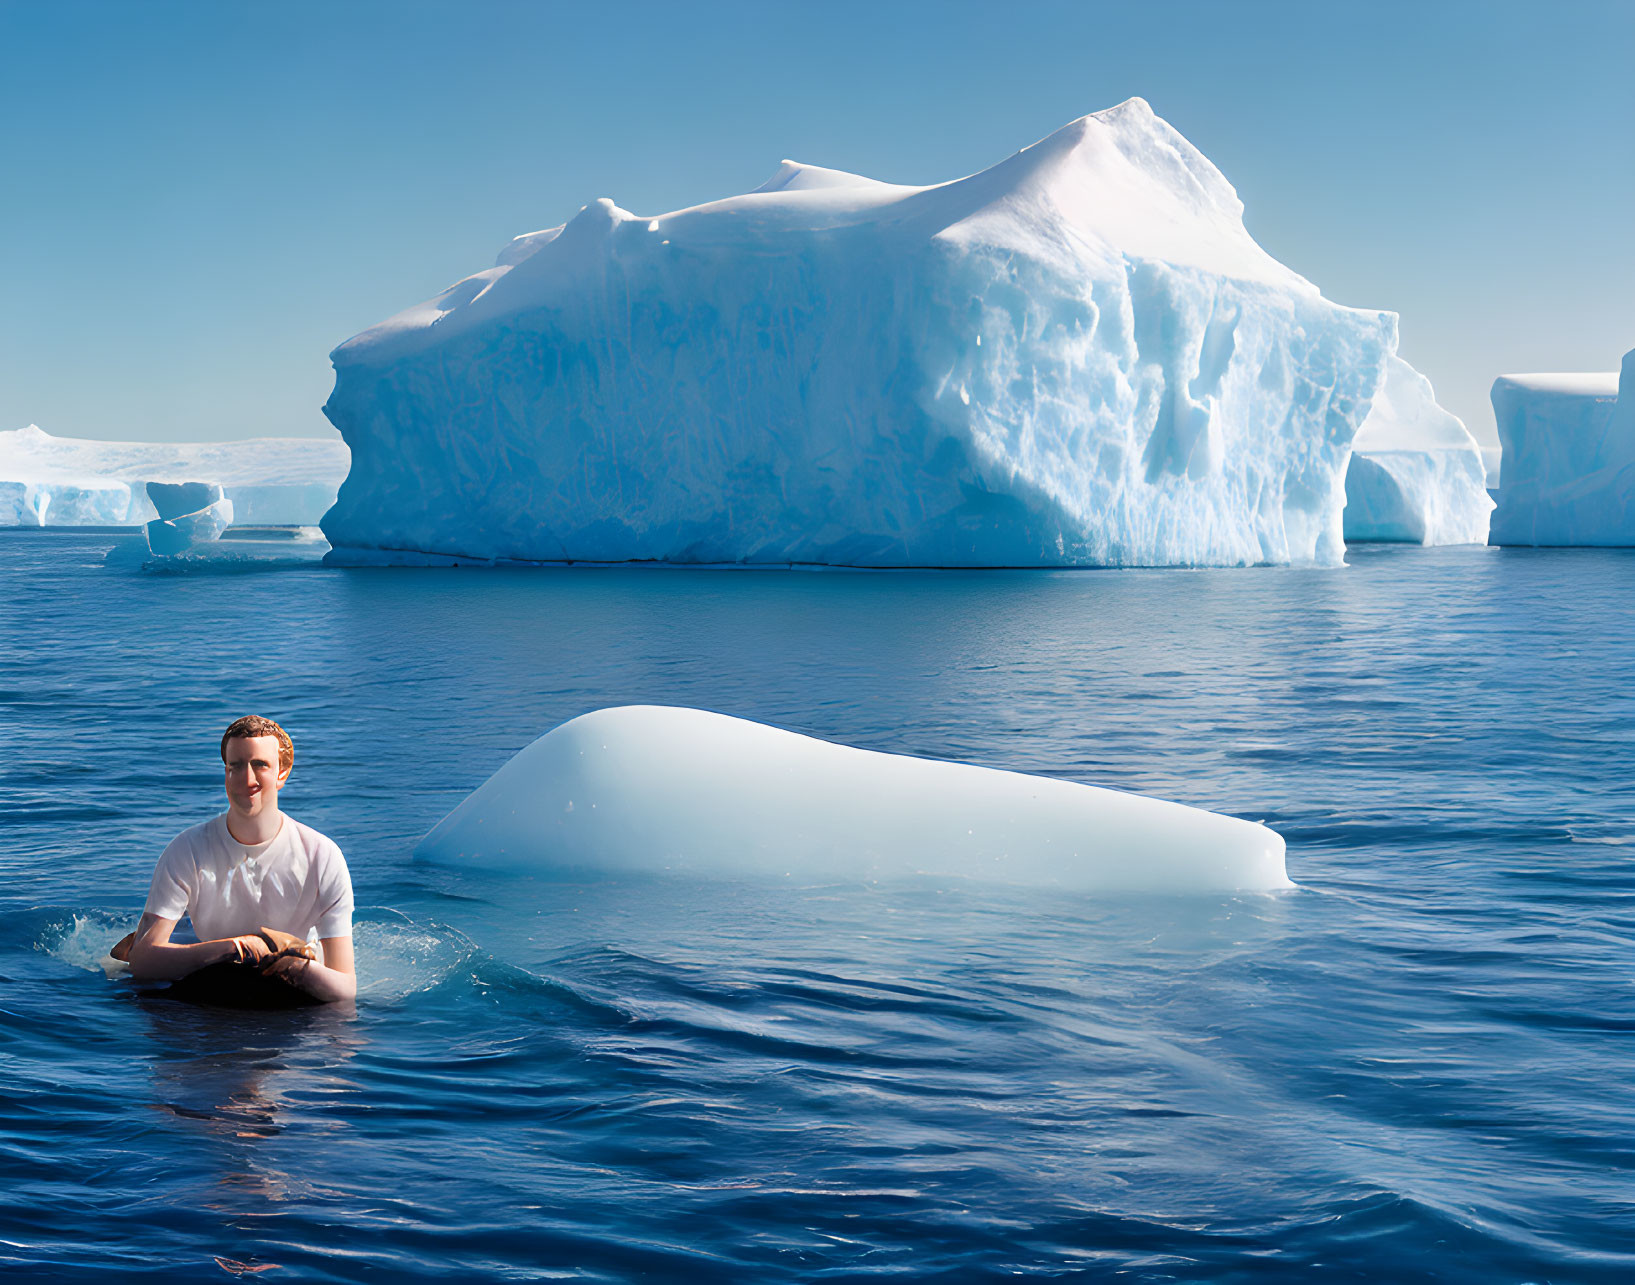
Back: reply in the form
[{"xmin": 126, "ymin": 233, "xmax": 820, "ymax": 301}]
[
  {"xmin": 324, "ymin": 99, "xmax": 1400, "ymax": 568},
  {"xmin": 417, "ymin": 706, "xmax": 1292, "ymax": 893}
]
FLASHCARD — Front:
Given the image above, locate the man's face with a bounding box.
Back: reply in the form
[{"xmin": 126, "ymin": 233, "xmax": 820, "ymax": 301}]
[{"xmin": 222, "ymin": 735, "xmax": 289, "ymax": 817}]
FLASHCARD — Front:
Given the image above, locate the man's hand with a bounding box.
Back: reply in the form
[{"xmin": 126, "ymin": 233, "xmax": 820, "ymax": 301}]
[
  {"xmin": 124, "ymin": 915, "xmax": 353, "ymax": 1001},
  {"xmin": 231, "ymin": 934, "xmax": 273, "ymax": 966},
  {"xmin": 128, "ymin": 914, "xmax": 276, "ymax": 980},
  {"xmin": 254, "ymin": 926, "xmax": 317, "ymax": 962},
  {"xmin": 264, "ymin": 951, "xmax": 356, "ymax": 1003},
  {"xmin": 263, "ymin": 955, "xmax": 313, "ymax": 986}
]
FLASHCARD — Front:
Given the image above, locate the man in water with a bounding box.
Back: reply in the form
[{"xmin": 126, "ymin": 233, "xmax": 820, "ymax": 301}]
[{"xmin": 126, "ymin": 715, "xmax": 356, "ymax": 1003}]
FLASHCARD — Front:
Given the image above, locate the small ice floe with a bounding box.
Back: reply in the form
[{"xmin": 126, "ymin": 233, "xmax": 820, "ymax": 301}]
[
  {"xmin": 417, "ymin": 706, "xmax": 1291, "ymax": 893},
  {"xmin": 105, "ymin": 479, "xmax": 331, "ymax": 569},
  {"xmin": 145, "ymin": 481, "xmax": 235, "ymax": 555},
  {"xmin": 105, "ymin": 526, "xmax": 331, "ymax": 570}
]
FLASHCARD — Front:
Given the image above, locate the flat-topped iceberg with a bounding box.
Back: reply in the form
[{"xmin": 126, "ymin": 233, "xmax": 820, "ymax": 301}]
[
  {"xmin": 0, "ymin": 425, "xmax": 349, "ymax": 527},
  {"xmin": 417, "ymin": 706, "xmax": 1292, "ymax": 892},
  {"xmin": 1490, "ymin": 349, "xmax": 1633, "ymax": 546},
  {"xmin": 1342, "ymin": 355, "xmax": 1492, "ymax": 545},
  {"xmin": 324, "ymin": 98, "xmax": 1440, "ymax": 569}
]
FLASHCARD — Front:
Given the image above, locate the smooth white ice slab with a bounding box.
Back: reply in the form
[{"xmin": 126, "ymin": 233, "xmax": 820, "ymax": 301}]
[
  {"xmin": 1490, "ymin": 355, "xmax": 1632, "ymax": 546},
  {"xmin": 1343, "ymin": 355, "xmax": 1491, "ymax": 545},
  {"xmin": 105, "ymin": 525, "xmax": 331, "ymax": 569},
  {"xmin": 416, "ymin": 706, "xmax": 1292, "ymax": 893},
  {"xmin": 0, "ymin": 425, "xmax": 348, "ymax": 526},
  {"xmin": 325, "ymin": 99, "xmax": 1404, "ymax": 569}
]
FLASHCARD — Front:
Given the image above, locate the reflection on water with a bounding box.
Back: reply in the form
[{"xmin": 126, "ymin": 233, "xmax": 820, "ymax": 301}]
[{"xmin": 137, "ymin": 996, "xmax": 364, "ymax": 1210}]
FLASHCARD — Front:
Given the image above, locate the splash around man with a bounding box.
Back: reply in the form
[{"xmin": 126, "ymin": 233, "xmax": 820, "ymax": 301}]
[{"xmin": 126, "ymin": 716, "xmax": 356, "ymax": 1004}]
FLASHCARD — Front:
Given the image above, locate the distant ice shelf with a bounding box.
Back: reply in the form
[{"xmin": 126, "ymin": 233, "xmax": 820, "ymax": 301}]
[
  {"xmin": 417, "ymin": 706, "xmax": 1293, "ymax": 892},
  {"xmin": 321, "ymin": 98, "xmax": 1478, "ymax": 569},
  {"xmin": 1489, "ymin": 349, "xmax": 1633, "ymax": 547},
  {"xmin": 0, "ymin": 425, "xmax": 349, "ymax": 528}
]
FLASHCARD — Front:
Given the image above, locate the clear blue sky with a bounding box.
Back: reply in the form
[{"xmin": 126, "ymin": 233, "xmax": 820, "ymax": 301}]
[{"xmin": 2, "ymin": 0, "xmax": 1630, "ymax": 447}]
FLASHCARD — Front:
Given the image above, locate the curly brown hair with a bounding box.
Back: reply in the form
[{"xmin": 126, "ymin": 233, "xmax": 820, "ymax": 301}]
[{"xmin": 220, "ymin": 715, "xmax": 294, "ymax": 774}]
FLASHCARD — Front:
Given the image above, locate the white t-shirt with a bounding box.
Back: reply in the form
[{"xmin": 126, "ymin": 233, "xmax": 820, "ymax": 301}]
[{"xmin": 144, "ymin": 813, "xmax": 353, "ymax": 945}]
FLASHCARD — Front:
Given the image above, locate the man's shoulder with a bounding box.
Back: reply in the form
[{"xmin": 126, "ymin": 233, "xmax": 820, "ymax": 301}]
[{"xmin": 282, "ymin": 815, "xmax": 346, "ymax": 861}]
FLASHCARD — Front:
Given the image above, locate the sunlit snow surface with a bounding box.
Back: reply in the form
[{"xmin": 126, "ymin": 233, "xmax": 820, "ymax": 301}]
[
  {"xmin": 1491, "ymin": 348, "xmax": 1634, "ymax": 546},
  {"xmin": 321, "ymin": 98, "xmax": 1465, "ymax": 569},
  {"xmin": 418, "ymin": 705, "xmax": 1290, "ymax": 891},
  {"xmin": 0, "ymin": 424, "xmax": 349, "ymax": 526}
]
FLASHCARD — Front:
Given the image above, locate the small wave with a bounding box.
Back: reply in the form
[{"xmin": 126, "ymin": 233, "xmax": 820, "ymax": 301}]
[
  {"xmin": 31, "ymin": 908, "xmax": 508, "ymax": 1006},
  {"xmin": 1566, "ymin": 825, "xmax": 1634, "ymax": 847},
  {"xmin": 347, "ymin": 916, "xmax": 625, "ymax": 1018},
  {"xmin": 350, "ymin": 913, "xmax": 482, "ymax": 1002},
  {"xmin": 36, "ymin": 909, "xmax": 134, "ymax": 976}
]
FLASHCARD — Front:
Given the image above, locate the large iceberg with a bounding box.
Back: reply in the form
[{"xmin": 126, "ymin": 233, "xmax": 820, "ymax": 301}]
[
  {"xmin": 1489, "ymin": 350, "xmax": 1633, "ymax": 546},
  {"xmin": 418, "ymin": 706, "xmax": 1292, "ymax": 892},
  {"xmin": 0, "ymin": 425, "xmax": 349, "ymax": 527},
  {"xmin": 324, "ymin": 99, "xmax": 1429, "ymax": 569},
  {"xmin": 1341, "ymin": 355, "xmax": 1492, "ymax": 545}
]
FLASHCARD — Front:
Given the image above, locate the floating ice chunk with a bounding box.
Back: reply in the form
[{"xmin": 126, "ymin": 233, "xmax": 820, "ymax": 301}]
[
  {"xmin": 416, "ymin": 706, "xmax": 1292, "ymax": 893},
  {"xmin": 1490, "ymin": 351, "xmax": 1633, "ymax": 546},
  {"xmin": 107, "ymin": 524, "xmax": 331, "ymax": 570},
  {"xmin": 1343, "ymin": 355, "xmax": 1492, "ymax": 545},
  {"xmin": 145, "ymin": 496, "xmax": 234, "ymax": 556},
  {"xmin": 146, "ymin": 480, "xmax": 224, "ymax": 520},
  {"xmin": 323, "ymin": 99, "xmax": 1401, "ymax": 569}
]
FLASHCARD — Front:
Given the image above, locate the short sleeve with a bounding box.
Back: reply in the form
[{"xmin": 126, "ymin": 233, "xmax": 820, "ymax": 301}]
[
  {"xmin": 143, "ymin": 834, "xmax": 195, "ymax": 922},
  {"xmin": 314, "ymin": 845, "xmax": 354, "ymax": 939}
]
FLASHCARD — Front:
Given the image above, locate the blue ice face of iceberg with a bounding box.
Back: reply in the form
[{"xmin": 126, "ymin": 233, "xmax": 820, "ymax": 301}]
[
  {"xmin": 322, "ymin": 99, "xmax": 1405, "ymax": 569},
  {"xmin": 146, "ymin": 480, "xmax": 224, "ymax": 520},
  {"xmin": 416, "ymin": 706, "xmax": 1292, "ymax": 893},
  {"xmin": 0, "ymin": 479, "xmax": 133, "ymax": 526},
  {"xmin": 1489, "ymin": 349, "xmax": 1634, "ymax": 547},
  {"xmin": 145, "ymin": 496, "xmax": 234, "ymax": 556}
]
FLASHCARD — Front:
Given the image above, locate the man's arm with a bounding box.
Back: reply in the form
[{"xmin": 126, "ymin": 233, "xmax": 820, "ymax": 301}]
[
  {"xmin": 265, "ymin": 935, "xmax": 357, "ymax": 1003},
  {"xmin": 125, "ymin": 913, "xmax": 273, "ymax": 981}
]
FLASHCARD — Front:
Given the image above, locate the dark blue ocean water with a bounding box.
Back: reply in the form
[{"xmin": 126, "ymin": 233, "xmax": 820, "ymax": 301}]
[{"xmin": 1, "ymin": 530, "xmax": 1631, "ymax": 1282}]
